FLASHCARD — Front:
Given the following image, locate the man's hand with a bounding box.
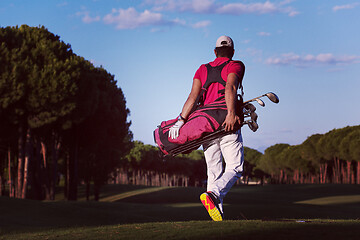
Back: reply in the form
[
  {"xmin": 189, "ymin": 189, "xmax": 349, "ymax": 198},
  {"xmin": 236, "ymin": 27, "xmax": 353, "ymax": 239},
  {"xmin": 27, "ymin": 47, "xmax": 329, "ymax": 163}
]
[
  {"xmin": 222, "ymin": 112, "xmax": 241, "ymax": 131},
  {"xmin": 169, "ymin": 120, "xmax": 185, "ymax": 139}
]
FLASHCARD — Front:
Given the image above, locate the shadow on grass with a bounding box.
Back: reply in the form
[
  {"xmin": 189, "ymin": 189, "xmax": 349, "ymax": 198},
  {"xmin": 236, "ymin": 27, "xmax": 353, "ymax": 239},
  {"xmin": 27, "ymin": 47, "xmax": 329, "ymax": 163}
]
[
  {"xmin": 112, "ymin": 184, "xmax": 360, "ymax": 220},
  {"xmin": 1, "ymin": 184, "xmax": 360, "ymax": 235}
]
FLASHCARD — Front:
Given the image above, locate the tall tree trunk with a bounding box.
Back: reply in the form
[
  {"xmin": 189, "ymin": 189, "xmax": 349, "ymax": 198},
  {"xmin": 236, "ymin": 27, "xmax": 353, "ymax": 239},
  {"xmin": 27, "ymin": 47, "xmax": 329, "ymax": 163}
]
[
  {"xmin": 346, "ymin": 161, "xmax": 351, "ymax": 184},
  {"xmin": 293, "ymin": 169, "xmax": 299, "ymax": 184},
  {"xmin": 357, "ymin": 162, "xmax": 360, "ymax": 185},
  {"xmin": 319, "ymin": 163, "xmax": 328, "ymax": 184},
  {"xmin": 41, "ymin": 142, "xmax": 51, "ymax": 200},
  {"xmin": 64, "ymin": 152, "xmax": 69, "ymax": 199},
  {"xmin": 280, "ymin": 169, "xmax": 284, "ymax": 184},
  {"xmin": 8, "ymin": 147, "xmax": 14, "ymax": 197},
  {"xmin": 319, "ymin": 164, "xmax": 324, "ymax": 184},
  {"xmin": 22, "ymin": 154, "xmax": 29, "ymax": 198},
  {"xmin": 50, "ymin": 134, "xmax": 60, "ymax": 200},
  {"xmin": 32, "ymin": 140, "xmax": 43, "ymax": 200},
  {"xmin": 67, "ymin": 135, "xmax": 78, "ymax": 201},
  {"xmin": 324, "ymin": 163, "xmax": 328, "ymax": 183},
  {"xmin": 340, "ymin": 163, "xmax": 346, "ymax": 184},
  {"xmin": 21, "ymin": 129, "xmax": 32, "ymax": 199},
  {"xmin": 332, "ymin": 158, "xmax": 341, "ymax": 184},
  {"xmin": 17, "ymin": 125, "xmax": 25, "ymax": 198}
]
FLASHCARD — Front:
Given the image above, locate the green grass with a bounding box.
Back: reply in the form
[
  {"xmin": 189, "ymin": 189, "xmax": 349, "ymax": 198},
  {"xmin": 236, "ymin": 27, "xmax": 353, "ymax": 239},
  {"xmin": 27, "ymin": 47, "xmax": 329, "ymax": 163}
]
[
  {"xmin": 2, "ymin": 220, "xmax": 360, "ymax": 240},
  {"xmin": 1, "ymin": 184, "xmax": 360, "ymax": 239}
]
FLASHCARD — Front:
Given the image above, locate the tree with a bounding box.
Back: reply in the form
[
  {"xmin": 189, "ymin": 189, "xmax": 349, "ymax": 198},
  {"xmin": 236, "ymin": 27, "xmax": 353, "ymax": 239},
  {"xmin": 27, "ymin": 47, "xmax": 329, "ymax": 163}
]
[
  {"xmin": 299, "ymin": 134, "xmax": 324, "ymax": 183},
  {"xmin": 256, "ymin": 144, "xmax": 289, "ymax": 183},
  {"xmin": 0, "ymin": 25, "xmax": 132, "ymax": 200},
  {"xmin": 0, "ymin": 25, "xmax": 77, "ymax": 199},
  {"xmin": 243, "ymin": 147, "xmax": 263, "ymax": 184},
  {"xmin": 340, "ymin": 127, "xmax": 360, "ymax": 184},
  {"xmin": 72, "ymin": 66, "xmax": 132, "ymax": 201},
  {"xmin": 316, "ymin": 126, "xmax": 356, "ymax": 183},
  {"xmin": 118, "ymin": 143, "xmax": 207, "ymax": 187},
  {"xmin": 279, "ymin": 145, "xmax": 312, "ymax": 184}
]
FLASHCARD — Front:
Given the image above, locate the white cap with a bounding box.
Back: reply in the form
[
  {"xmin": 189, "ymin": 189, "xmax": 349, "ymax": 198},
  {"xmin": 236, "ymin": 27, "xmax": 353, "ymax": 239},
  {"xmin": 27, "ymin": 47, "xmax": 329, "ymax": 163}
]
[{"xmin": 215, "ymin": 35, "xmax": 234, "ymax": 48}]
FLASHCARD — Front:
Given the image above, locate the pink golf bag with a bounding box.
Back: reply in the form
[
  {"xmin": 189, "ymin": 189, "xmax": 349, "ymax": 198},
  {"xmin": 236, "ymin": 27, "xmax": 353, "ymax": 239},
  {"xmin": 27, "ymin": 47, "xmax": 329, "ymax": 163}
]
[{"xmin": 154, "ymin": 98, "xmax": 243, "ymax": 156}]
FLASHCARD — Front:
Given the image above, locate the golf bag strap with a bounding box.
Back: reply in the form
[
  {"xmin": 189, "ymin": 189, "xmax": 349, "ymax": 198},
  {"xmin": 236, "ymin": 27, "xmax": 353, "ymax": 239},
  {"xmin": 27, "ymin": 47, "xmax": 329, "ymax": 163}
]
[
  {"xmin": 190, "ymin": 60, "xmax": 242, "ymax": 114},
  {"xmin": 203, "ymin": 61, "xmax": 228, "ymax": 89},
  {"xmin": 195, "ymin": 60, "xmax": 230, "ymax": 107}
]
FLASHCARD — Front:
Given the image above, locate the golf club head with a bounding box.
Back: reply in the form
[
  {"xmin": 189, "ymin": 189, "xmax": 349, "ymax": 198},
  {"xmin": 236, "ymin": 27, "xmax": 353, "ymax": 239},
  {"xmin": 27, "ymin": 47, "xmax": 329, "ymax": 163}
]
[
  {"xmin": 256, "ymin": 98, "xmax": 265, "ymax": 107},
  {"xmin": 265, "ymin": 92, "xmax": 279, "ymax": 103},
  {"xmin": 250, "ymin": 112, "xmax": 258, "ymax": 122},
  {"xmin": 248, "ymin": 120, "xmax": 259, "ymax": 132},
  {"xmin": 244, "ymin": 103, "xmax": 256, "ymax": 112}
]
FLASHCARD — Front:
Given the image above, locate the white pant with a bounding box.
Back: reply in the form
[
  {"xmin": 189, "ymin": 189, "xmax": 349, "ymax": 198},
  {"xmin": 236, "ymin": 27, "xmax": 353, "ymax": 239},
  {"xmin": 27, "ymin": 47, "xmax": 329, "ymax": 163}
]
[{"xmin": 203, "ymin": 130, "xmax": 244, "ymax": 210}]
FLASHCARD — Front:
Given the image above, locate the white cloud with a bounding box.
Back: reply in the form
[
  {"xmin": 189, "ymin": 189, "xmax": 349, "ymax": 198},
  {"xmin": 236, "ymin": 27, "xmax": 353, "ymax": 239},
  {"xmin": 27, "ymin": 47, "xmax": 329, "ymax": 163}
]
[
  {"xmin": 192, "ymin": 0, "xmax": 216, "ymax": 13},
  {"xmin": 333, "ymin": 3, "xmax": 359, "ymax": 12},
  {"xmin": 103, "ymin": 8, "xmax": 166, "ymax": 29},
  {"xmin": 149, "ymin": 0, "xmax": 216, "ymax": 13},
  {"xmin": 77, "ymin": 6, "xmax": 207, "ymax": 30},
  {"xmin": 218, "ymin": 1, "xmax": 277, "ymax": 14},
  {"xmin": 218, "ymin": 1, "xmax": 298, "ymax": 16},
  {"xmin": 146, "ymin": 0, "xmax": 299, "ymax": 16},
  {"xmin": 266, "ymin": 53, "xmax": 359, "ymax": 67},
  {"xmin": 191, "ymin": 20, "xmax": 211, "ymax": 28},
  {"xmin": 172, "ymin": 18, "xmax": 187, "ymax": 26},
  {"xmin": 78, "ymin": 0, "xmax": 298, "ymax": 30},
  {"xmin": 278, "ymin": 0, "xmax": 299, "ymax": 16},
  {"xmin": 76, "ymin": 11, "xmax": 100, "ymax": 23}
]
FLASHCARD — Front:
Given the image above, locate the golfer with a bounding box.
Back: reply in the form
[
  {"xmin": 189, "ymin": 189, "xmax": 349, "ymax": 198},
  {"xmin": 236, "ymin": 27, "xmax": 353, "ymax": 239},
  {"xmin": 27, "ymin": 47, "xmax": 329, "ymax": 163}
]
[{"xmin": 169, "ymin": 36, "xmax": 245, "ymax": 221}]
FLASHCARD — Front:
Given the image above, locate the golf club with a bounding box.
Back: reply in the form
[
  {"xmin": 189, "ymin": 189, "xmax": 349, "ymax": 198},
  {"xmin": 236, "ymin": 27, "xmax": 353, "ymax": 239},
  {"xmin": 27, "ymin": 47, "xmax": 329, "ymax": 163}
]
[
  {"xmin": 243, "ymin": 111, "xmax": 258, "ymax": 121},
  {"xmin": 256, "ymin": 98, "xmax": 265, "ymax": 107},
  {"xmin": 246, "ymin": 120, "xmax": 258, "ymax": 132},
  {"xmin": 250, "ymin": 112, "xmax": 258, "ymax": 122},
  {"xmin": 243, "ymin": 103, "xmax": 256, "ymax": 112},
  {"xmin": 244, "ymin": 92, "xmax": 280, "ymax": 105},
  {"xmin": 265, "ymin": 92, "xmax": 279, "ymax": 103}
]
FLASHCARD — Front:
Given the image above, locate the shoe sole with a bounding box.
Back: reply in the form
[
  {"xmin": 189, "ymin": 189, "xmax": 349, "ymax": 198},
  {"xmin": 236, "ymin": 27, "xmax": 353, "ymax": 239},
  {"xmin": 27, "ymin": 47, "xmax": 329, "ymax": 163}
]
[{"xmin": 200, "ymin": 193, "xmax": 223, "ymax": 221}]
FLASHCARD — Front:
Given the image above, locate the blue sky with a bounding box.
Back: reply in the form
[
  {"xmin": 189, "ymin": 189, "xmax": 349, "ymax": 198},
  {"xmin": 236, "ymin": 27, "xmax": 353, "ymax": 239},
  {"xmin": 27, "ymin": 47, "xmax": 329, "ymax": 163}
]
[{"xmin": 1, "ymin": 0, "xmax": 359, "ymax": 152}]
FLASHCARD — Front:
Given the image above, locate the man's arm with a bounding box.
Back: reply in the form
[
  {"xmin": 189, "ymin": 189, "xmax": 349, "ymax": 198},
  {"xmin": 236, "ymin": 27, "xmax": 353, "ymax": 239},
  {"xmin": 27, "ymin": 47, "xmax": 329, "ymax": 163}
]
[
  {"xmin": 180, "ymin": 78, "xmax": 202, "ymax": 120},
  {"xmin": 168, "ymin": 78, "xmax": 201, "ymax": 139},
  {"xmin": 222, "ymin": 73, "xmax": 241, "ymax": 131}
]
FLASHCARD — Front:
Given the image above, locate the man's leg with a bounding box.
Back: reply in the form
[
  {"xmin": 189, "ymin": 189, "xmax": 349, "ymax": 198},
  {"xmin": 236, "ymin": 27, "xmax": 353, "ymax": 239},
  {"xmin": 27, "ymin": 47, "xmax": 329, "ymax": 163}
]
[
  {"xmin": 211, "ymin": 130, "xmax": 244, "ymax": 202},
  {"xmin": 201, "ymin": 139, "xmax": 225, "ymax": 221},
  {"xmin": 203, "ymin": 139, "xmax": 223, "ymax": 192}
]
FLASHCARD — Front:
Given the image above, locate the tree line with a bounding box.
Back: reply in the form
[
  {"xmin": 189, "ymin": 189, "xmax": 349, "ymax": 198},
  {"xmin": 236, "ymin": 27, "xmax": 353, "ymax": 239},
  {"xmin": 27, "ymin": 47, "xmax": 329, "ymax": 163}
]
[
  {"xmin": 256, "ymin": 125, "xmax": 360, "ymax": 184},
  {"xmin": 110, "ymin": 140, "xmax": 264, "ymax": 187},
  {"xmin": 0, "ymin": 25, "xmax": 132, "ymax": 201},
  {"xmin": 115, "ymin": 125, "xmax": 359, "ymax": 187},
  {"xmin": 110, "ymin": 141, "xmax": 208, "ymax": 187}
]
